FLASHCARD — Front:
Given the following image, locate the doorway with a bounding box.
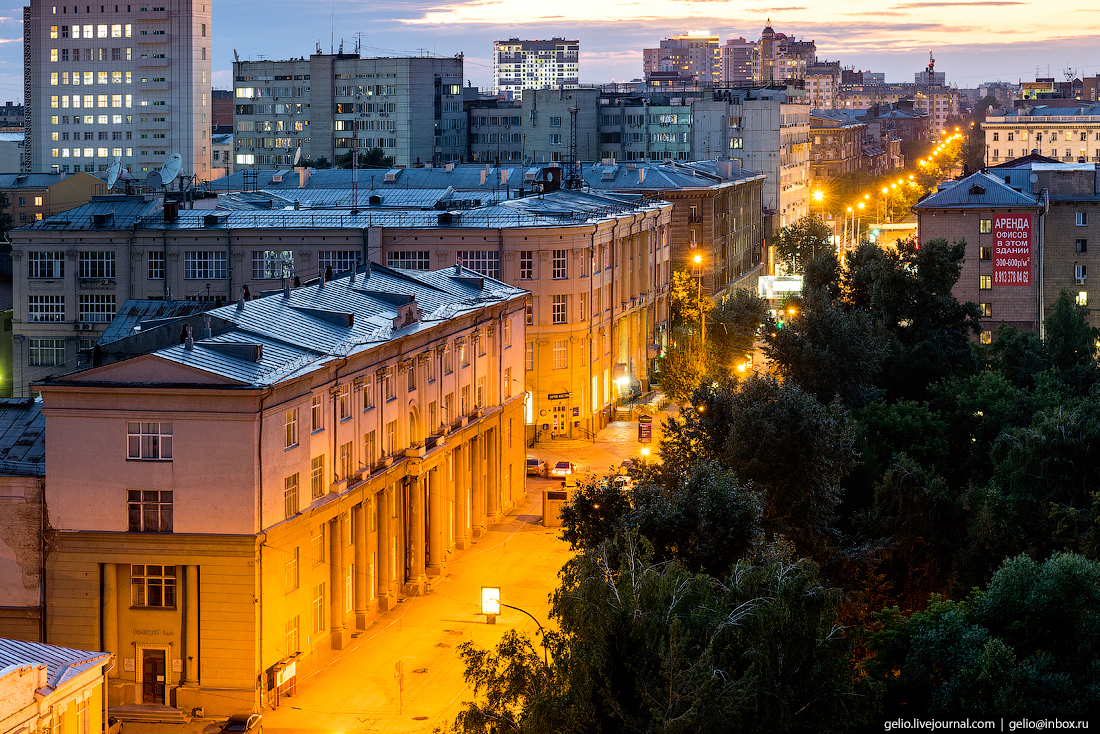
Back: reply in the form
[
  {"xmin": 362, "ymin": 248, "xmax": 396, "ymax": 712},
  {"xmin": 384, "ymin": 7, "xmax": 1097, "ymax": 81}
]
[{"xmin": 141, "ymin": 648, "xmax": 166, "ymax": 704}]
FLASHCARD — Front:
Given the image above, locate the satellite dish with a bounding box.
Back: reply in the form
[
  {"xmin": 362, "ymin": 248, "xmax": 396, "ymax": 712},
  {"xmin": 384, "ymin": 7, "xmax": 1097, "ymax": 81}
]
[
  {"xmin": 145, "ymin": 170, "xmax": 163, "ymax": 189},
  {"xmin": 159, "ymin": 153, "xmax": 182, "ymax": 185},
  {"xmin": 293, "ymin": 146, "xmax": 302, "ymax": 166},
  {"xmin": 106, "ymin": 155, "xmax": 122, "ymax": 190}
]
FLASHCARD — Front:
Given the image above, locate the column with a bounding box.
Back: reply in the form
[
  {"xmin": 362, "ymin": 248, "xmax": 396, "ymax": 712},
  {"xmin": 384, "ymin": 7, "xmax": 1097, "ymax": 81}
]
[
  {"xmin": 182, "ymin": 565, "xmax": 199, "ymax": 685},
  {"xmin": 353, "ymin": 502, "xmax": 368, "ymax": 630},
  {"xmin": 454, "ymin": 445, "xmax": 469, "ymax": 550},
  {"xmin": 329, "ymin": 515, "xmax": 347, "ymax": 649},
  {"xmin": 470, "ymin": 436, "xmax": 485, "ymax": 538},
  {"xmin": 486, "ymin": 429, "xmax": 499, "ymax": 521},
  {"xmin": 376, "ymin": 489, "xmax": 395, "ymax": 611},
  {"xmin": 404, "ymin": 476, "xmax": 426, "ymax": 595},
  {"xmin": 427, "ymin": 468, "xmax": 444, "ymax": 576}
]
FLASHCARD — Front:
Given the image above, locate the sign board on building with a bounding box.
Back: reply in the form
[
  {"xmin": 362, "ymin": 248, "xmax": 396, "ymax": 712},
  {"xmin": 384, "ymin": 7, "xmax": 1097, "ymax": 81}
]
[
  {"xmin": 992, "ymin": 214, "xmax": 1032, "ymax": 286},
  {"xmin": 638, "ymin": 414, "xmax": 653, "ymax": 443},
  {"xmin": 548, "ymin": 392, "xmax": 571, "ymax": 401}
]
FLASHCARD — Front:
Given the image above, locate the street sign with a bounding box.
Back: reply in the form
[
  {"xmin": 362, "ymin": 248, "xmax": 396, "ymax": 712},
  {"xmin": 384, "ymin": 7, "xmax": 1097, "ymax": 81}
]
[
  {"xmin": 638, "ymin": 414, "xmax": 653, "ymax": 443},
  {"xmin": 548, "ymin": 392, "xmax": 571, "ymax": 401}
]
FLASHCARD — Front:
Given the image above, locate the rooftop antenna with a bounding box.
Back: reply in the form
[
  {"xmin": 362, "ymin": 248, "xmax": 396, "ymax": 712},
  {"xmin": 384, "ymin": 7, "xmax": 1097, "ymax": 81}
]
[
  {"xmin": 293, "ymin": 145, "xmax": 302, "ymax": 166},
  {"xmin": 106, "ymin": 154, "xmax": 122, "ymax": 190},
  {"xmin": 563, "ymin": 107, "xmax": 583, "ymax": 190},
  {"xmin": 233, "ymin": 48, "xmax": 239, "ymax": 64}
]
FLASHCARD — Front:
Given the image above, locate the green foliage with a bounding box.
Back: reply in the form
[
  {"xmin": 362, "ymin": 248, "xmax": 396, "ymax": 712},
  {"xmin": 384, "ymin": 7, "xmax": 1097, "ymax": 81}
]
[
  {"xmin": 707, "ymin": 287, "xmax": 767, "ymax": 373},
  {"xmin": 451, "ymin": 630, "xmax": 558, "ymax": 734},
  {"xmin": 0, "ymin": 192, "xmax": 13, "ymax": 241},
  {"xmin": 334, "ymin": 147, "xmax": 395, "ymax": 169},
  {"xmin": 655, "ymin": 324, "xmax": 707, "ymax": 406},
  {"xmin": 1043, "ymin": 288, "xmax": 1099, "ymax": 392},
  {"xmin": 867, "ymin": 553, "xmax": 1100, "ymax": 716},
  {"xmin": 773, "ymin": 214, "xmax": 833, "ymax": 273},
  {"xmin": 991, "ymin": 323, "xmax": 1049, "ymax": 390},
  {"xmin": 658, "ymin": 375, "xmax": 857, "ymax": 559}
]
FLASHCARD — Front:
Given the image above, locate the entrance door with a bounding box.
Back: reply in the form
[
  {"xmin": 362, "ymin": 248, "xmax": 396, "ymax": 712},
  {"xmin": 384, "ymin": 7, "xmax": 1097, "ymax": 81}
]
[
  {"xmin": 552, "ymin": 405, "xmax": 568, "ymax": 436},
  {"xmin": 142, "ymin": 649, "xmax": 166, "ymax": 704}
]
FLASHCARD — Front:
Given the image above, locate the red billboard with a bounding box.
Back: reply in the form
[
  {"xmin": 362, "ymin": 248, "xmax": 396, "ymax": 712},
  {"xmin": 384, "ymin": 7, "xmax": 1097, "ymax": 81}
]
[{"xmin": 992, "ymin": 214, "xmax": 1032, "ymax": 286}]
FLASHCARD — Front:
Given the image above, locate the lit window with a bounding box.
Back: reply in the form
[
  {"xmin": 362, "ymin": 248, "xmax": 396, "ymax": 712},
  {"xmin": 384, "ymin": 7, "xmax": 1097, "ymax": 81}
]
[
  {"xmin": 1077, "ymin": 291, "xmax": 1088, "ymax": 307},
  {"xmin": 553, "ymin": 340, "xmax": 567, "ymax": 369},
  {"xmin": 979, "ymin": 275, "xmax": 992, "ymax": 290}
]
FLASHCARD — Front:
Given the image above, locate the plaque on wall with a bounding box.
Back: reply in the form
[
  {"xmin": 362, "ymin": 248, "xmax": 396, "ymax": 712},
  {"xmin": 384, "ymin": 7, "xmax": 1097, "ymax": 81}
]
[
  {"xmin": 172, "ymin": 659, "xmax": 183, "ymax": 672},
  {"xmin": 124, "ymin": 658, "xmax": 135, "ymax": 672}
]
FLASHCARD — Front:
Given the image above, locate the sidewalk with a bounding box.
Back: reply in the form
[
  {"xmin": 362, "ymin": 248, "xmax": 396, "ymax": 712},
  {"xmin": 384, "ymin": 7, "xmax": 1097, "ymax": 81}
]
[{"xmin": 528, "ymin": 412, "xmax": 673, "ymax": 478}]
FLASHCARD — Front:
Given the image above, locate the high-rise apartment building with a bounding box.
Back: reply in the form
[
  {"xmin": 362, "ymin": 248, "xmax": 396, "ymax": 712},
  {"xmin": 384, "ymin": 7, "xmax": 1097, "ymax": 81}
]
[
  {"xmin": 721, "ymin": 38, "xmax": 755, "ymax": 86},
  {"xmin": 23, "ymin": 0, "xmax": 211, "ymax": 179},
  {"xmin": 755, "ymin": 23, "xmax": 815, "ymax": 85},
  {"xmin": 643, "ymin": 33, "xmax": 720, "ymax": 87},
  {"xmin": 232, "ymin": 54, "xmax": 466, "ymax": 169},
  {"xmin": 492, "ymin": 38, "xmax": 579, "ymax": 101}
]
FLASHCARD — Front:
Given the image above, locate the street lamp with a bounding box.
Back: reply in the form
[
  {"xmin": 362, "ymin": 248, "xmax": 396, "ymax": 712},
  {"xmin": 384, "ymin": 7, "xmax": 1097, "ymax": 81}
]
[
  {"xmin": 481, "ymin": 587, "xmax": 549, "ymax": 667},
  {"xmin": 812, "ymin": 188, "xmax": 825, "ymax": 218},
  {"xmin": 692, "ymin": 253, "xmax": 705, "ymax": 347}
]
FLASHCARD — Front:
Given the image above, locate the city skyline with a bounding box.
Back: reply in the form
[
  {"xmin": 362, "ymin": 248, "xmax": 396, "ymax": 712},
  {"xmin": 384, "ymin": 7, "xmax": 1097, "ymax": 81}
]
[{"xmin": 0, "ymin": 0, "xmax": 1095, "ymax": 102}]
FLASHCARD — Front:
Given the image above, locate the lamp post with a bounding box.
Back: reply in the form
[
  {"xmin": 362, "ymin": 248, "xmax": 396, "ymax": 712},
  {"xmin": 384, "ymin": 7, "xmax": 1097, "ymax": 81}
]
[
  {"xmin": 812, "ymin": 188, "xmax": 825, "ymax": 219},
  {"xmin": 692, "ymin": 253, "xmax": 704, "ymax": 347},
  {"xmin": 482, "ymin": 587, "xmax": 549, "ymax": 667}
]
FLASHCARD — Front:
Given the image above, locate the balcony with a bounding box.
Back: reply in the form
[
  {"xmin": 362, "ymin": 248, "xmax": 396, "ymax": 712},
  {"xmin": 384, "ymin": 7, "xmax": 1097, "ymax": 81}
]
[{"xmin": 136, "ymin": 56, "xmax": 169, "ymax": 68}]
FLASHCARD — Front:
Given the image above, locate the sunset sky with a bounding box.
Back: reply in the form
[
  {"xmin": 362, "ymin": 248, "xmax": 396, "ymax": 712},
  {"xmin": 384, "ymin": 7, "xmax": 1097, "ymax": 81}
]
[{"xmin": 0, "ymin": 0, "xmax": 1096, "ymax": 101}]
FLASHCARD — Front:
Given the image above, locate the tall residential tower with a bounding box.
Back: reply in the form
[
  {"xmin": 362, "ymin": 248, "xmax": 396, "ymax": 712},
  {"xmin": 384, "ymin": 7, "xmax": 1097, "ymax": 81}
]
[
  {"xmin": 23, "ymin": 0, "xmax": 212, "ymax": 179},
  {"xmin": 492, "ymin": 38, "xmax": 579, "ymax": 101}
]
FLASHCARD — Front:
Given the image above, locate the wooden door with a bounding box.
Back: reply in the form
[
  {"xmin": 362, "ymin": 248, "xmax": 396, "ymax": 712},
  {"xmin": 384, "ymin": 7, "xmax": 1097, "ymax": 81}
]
[{"xmin": 142, "ymin": 650, "xmax": 166, "ymax": 704}]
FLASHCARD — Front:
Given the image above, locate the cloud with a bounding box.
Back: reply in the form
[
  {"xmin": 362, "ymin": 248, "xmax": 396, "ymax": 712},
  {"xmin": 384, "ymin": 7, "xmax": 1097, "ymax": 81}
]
[{"xmin": 894, "ymin": 1, "xmax": 1026, "ymax": 6}]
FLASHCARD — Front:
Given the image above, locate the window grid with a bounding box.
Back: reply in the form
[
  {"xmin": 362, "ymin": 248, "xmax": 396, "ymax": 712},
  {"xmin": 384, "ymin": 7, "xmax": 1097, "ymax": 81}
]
[
  {"xmin": 285, "ymin": 547, "xmax": 299, "ymax": 592},
  {"xmin": 552, "ymin": 250, "xmax": 567, "ymax": 279},
  {"xmin": 127, "ymin": 421, "xmax": 172, "ymax": 460},
  {"xmin": 127, "ymin": 489, "xmax": 173, "ymax": 532},
  {"xmin": 552, "ymin": 340, "xmax": 567, "ymax": 369},
  {"xmin": 312, "ymin": 583, "xmax": 325, "ymax": 632},
  {"xmin": 284, "ymin": 473, "xmax": 299, "ymax": 518},
  {"xmin": 28, "ymin": 295, "xmax": 65, "ymax": 322},
  {"xmin": 79, "ymin": 251, "xmax": 115, "ymax": 279},
  {"xmin": 551, "ymin": 294, "xmax": 567, "ymax": 324},
  {"xmin": 131, "ymin": 564, "xmax": 176, "ymax": 607},
  {"xmin": 29, "ymin": 339, "xmax": 65, "ymax": 366},
  {"xmin": 78, "ymin": 294, "xmax": 116, "ymax": 323},
  {"xmin": 519, "ymin": 251, "xmax": 533, "ymax": 279},
  {"xmin": 284, "ymin": 408, "xmax": 298, "ymax": 448},
  {"xmin": 318, "ymin": 250, "xmax": 358, "ymax": 274},
  {"xmin": 311, "ymin": 455, "xmax": 325, "ymax": 498},
  {"xmin": 252, "ymin": 250, "xmax": 294, "ymax": 279},
  {"xmin": 386, "ymin": 251, "xmax": 430, "ymax": 270},
  {"xmin": 148, "ymin": 250, "xmax": 165, "ymax": 279},
  {"xmin": 311, "ymin": 395, "xmax": 324, "ymax": 432},
  {"xmin": 456, "ymin": 251, "xmax": 500, "ymax": 279},
  {"xmin": 28, "ymin": 251, "xmax": 64, "ymax": 278},
  {"xmin": 184, "ymin": 251, "xmax": 228, "ymax": 280}
]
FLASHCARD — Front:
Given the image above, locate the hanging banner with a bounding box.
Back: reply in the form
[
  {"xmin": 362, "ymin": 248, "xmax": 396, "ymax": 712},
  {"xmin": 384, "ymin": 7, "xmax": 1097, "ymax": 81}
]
[{"xmin": 992, "ymin": 214, "xmax": 1032, "ymax": 286}]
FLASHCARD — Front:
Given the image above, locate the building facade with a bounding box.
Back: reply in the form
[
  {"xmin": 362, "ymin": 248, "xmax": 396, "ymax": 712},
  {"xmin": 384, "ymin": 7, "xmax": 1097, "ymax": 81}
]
[
  {"xmin": 36, "ymin": 263, "xmax": 527, "ymax": 713},
  {"xmin": 643, "ymin": 33, "xmax": 720, "ymax": 87},
  {"xmin": 11, "ymin": 185, "xmax": 672, "ymax": 440},
  {"xmin": 809, "ymin": 114, "xmax": 865, "ymax": 182},
  {"xmin": 492, "ymin": 39, "xmax": 579, "ymax": 102},
  {"xmin": 837, "ymin": 83, "xmax": 961, "ymax": 137},
  {"xmin": 23, "ymin": 0, "xmax": 211, "ymax": 179},
  {"xmin": 232, "ymin": 54, "xmax": 466, "ymax": 169},
  {"xmin": 982, "ymin": 105, "xmax": 1100, "ymax": 166},
  {"xmin": 0, "ymin": 639, "xmax": 112, "ymax": 733},
  {"xmin": 0, "ymin": 172, "xmax": 105, "ymax": 227}
]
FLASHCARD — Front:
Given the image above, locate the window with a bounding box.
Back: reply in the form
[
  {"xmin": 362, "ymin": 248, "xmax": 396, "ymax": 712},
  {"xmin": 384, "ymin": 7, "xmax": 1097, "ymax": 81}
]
[
  {"xmin": 519, "ymin": 251, "xmax": 533, "ymax": 279},
  {"xmin": 127, "ymin": 422, "xmax": 172, "ymax": 460},
  {"xmin": 443, "ymin": 346, "xmax": 454, "ymax": 374},
  {"xmin": 407, "ymin": 360, "xmax": 417, "ymax": 392},
  {"xmin": 552, "ymin": 249, "xmax": 567, "ymax": 279},
  {"xmin": 1076, "ymin": 264, "xmax": 1087, "ymax": 280},
  {"xmin": 364, "ymin": 378, "xmax": 375, "ymax": 410},
  {"xmin": 79, "ymin": 294, "xmax": 115, "ymax": 323},
  {"xmin": 1077, "ymin": 239, "xmax": 1088, "ymax": 253},
  {"xmin": 1077, "ymin": 212, "xmax": 1089, "ymax": 227},
  {"xmin": 312, "ymin": 583, "xmax": 325, "ymax": 633},
  {"xmin": 337, "ymin": 384, "xmax": 351, "ymax": 420},
  {"xmin": 525, "ymin": 302, "xmax": 533, "ymax": 325},
  {"xmin": 127, "ymin": 490, "xmax": 173, "ymax": 532},
  {"xmin": 1077, "ymin": 291, "xmax": 1089, "ymax": 307},
  {"xmin": 551, "ymin": 294, "xmax": 567, "ymax": 324},
  {"xmin": 284, "ymin": 473, "xmax": 299, "ymax": 518},
  {"xmin": 549, "ymin": 116, "xmax": 561, "ymax": 127},
  {"xmin": 456, "ymin": 251, "xmax": 500, "ymax": 279},
  {"xmin": 979, "ymin": 275, "xmax": 992, "ymax": 290},
  {"xmin": 553, "ymin": 340, "xmax": 567, "ymax": 369},
  {"xmin": 252, "ymin": 250, "xmax": 293, "ymax": 279},
  {"xmin": 979, "ymin": 302, "xmax": 992, "ymax": 318},
  {"xmin": 28, "ymin": 295, "xmax": 65, "ymax": 322},
  {"xmin": 992, "ymin": 133, "xmax": 999, "ymax": 141},
  {"xmin": 385, "ymin": 420, "xmax": 397, "ymax": 453},
  {"xmin": 979, "ymin": 246, "xmax": 992, "ymax": 261},
  {"xmin": 980, "ymin": 330, "xmax": 992, "ymax": 345},
  {"xmin": 461, "ymin": 386, "xmax": 470, "ymax": 416},
  {"xmin": 131, "ymin": 564, "xmax": 176, "ymax": 607},
  {"xmin": 311, "ymin": 455, "xmax": 325, "ymax": 498},
  {"xmin": 148, "ymin": 250, "xmax": 164, "ymax": 279},
  {"xmin": 337, "ymin": 440, "xmax": 353, "ymax": 479},
  {"xmin": 385, "ymin": 370, "xmax": 395, "ymax": 400},
  {"xmin": 364, "ymin": 430, "xmax": 376, "ymax": 468},
  {"xmin": 318, "ymin": 250, "xmax": 358, "ymax": 274},
  {"xmin": 311, "ymin": 394, "xmax": 324, "ymax": 432},
  {"xmin": 525, "ymin": 342, "xmax": 534, "ymax": 371},
  {"xmin": 311, "ymin": 526, "xmax": 325, "ymax": 565},
  {"xmin": 184, "ymin": 251, "xmax": 227, "ymax": 279},
  {"xmin": 979, "ymin": 219, "xmax": 992, "ymax": 234},
  {"xmin": 504, "ymin": 367, "xmax": 512, "ymax": 398},
  {"xmin": 29, "ymin": 339, "xmax": 65, "ymax": 366},
  {"xmin": 459, "ymin": 340, "xmax": 469, "ymax": 366},
  {"xmin": 285, "ymin": 547, "xmax": 299, "ymax": 592},
  {"xmin": 28, "ymin": 251, "xmax": 64, "ymax": 278},
  {"xmin": 503, "ymin": 319, "xmax": 511, "ymax": 348},
  {"xmin": 385, "ymin": 251, "xmax": 430, "ymax": 270},
  {"xmin": 285, "ymin": 615, "xmax": 300, "ymax": 654},
  {"xmin": 549, "ymin": 133, "xmax": 561, "ymax": 145},
  {"xmin": 284, "ymin": 408, "xmax": 299, "ymax": 448}
]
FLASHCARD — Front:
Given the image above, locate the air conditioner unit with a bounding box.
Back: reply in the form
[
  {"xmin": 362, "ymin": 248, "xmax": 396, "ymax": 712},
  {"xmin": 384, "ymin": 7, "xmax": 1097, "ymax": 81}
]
[{"xmin": 1076, "ymin": 277, "xmax": 1087, "ymax": 284}]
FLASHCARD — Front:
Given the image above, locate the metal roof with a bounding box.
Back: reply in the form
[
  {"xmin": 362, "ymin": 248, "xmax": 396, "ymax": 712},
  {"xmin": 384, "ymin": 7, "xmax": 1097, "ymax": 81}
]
[
  {"xmin": 19, "ymin": 188, "xmax": 666, "ymax": 233},
  {"xmin": 99, "ymin": 299, "xmax": 214, "ymax": 345},
  {"xmin": 0, "ymin": 172, "xmax": 72, "ymax": 189},
  {"xmin": 0, "ymin": 399, "xmax": 45, "ymax": 476},
  {"xmin": 0, "ymin": 638, "xmax": 111, "ymax": 691},
  {"xmin": 57, "ymin": 263, "xmax": 527, "ymax": 387},
  {"xmin": 913, "ymin": 170, "xmax": 1040, "ymax": 210},
  {"xmin": 580, "ymin": 160, "xmax": 764, "ymax": 191}
]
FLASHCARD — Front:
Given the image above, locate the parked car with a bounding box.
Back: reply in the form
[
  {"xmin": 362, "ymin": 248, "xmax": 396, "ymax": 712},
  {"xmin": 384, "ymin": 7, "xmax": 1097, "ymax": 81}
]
[
  {"xmin": 106, "ymin": 717, "xmax": 122, "ymax": 734},
  {"xmin": 526, "ymin": 457, "xmax": 546, "ymax": 476},
  {"xmin": 611, "ymin": 475, "xmax": 633, "ymax": 491},
  {"xmin": 219, "ymin": 714, "xmax": 263, "ymax": 734},
  {"xmin": 619, "ymin": 459, "xmax": 636, "ymax": 475},
  {"xmin": 550, "ymin": 461, "xmax": 578, "ymax": 477}
]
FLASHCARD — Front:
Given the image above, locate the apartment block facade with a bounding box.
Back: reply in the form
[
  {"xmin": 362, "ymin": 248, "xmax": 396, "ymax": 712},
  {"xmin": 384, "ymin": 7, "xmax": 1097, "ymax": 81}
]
[
  {"xmin": 492, "ymin": 39, "xmax": 579, "ymax": 102},
  {"xmin": 23, "ymin": 0, "xmax": 211, "ymax": 179},
  {"xmin": 982, "ymin": 105, "xmax": 1100, "ymax": 166},
  {"xmin": 11, "ymin": 186, "xmax": 672, "ymax": 440},
  {"xmin": 643, "ymin": 33, "xmax": 720, "ymax": 87},
  {"xmin": 837, "ymin": 83, "xmax": 960, "ymax": 136},
  {"xmin": 36, "ymin": 264, "xmax": 527, "ymax": 713},
  {"xmin": 232, "ymin": 54, "xmax": 466, "ymax": 169}
]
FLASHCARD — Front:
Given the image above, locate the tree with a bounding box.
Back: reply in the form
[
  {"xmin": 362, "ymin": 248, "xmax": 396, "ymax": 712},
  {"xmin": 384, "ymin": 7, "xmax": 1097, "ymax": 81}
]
[
  {"xmin": 773, "ymin": 214, "xmax": 832, "ymax": 274},
  {"xmin": 655, "ymin": 324, "xmax": 707, "ymax": 406},
  {"xmin": 669, "ymin": 269, "xmax": 710, "ymax": 328},
  {"xmin": 334, "ymin": 147, "xmax": 395, "ymax": 169},
  {"xmin": 448, "ymin": 542, "xmax": 873, "ymax": 733},
  {"xmin": 991, "ymin": 323, "xmax": 1049, "ymax": 390},
  {"xmin": 1043, "ymin": 287, "xmax": 1099, "ymax": 392},
  {"xmin": 867, "ymin": 553, "xmax": 1100, "ymax": 717},
  {"xmin": 658, "ymin": 375, "xmax": 857, "ymax": 559},
  {"xmin": 706, "ymin": 287, "xmax": 767, "ymax": 374}
]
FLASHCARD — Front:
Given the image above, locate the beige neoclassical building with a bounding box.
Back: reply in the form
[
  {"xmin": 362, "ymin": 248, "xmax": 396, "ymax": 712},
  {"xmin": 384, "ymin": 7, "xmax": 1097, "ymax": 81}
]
[{"xmin": 36, "ymin": 263, "xmax": 527, "ymax": 713}]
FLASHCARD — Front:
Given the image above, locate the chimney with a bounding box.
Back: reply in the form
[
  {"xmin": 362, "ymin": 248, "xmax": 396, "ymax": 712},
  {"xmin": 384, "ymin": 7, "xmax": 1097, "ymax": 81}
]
[
  {"xmin": 163, "ymin": 200, "xmax": 179, "ymax": 222},
  {"xmin": 203, "ymin": 315, "xmax": 212, "ymax": 339},
  {"xmin": 184, "ymin": 324, "xmax": 194, "ymax": 350},
  {"xmin": 638, "ymin": 168, "xmax": 646, "ymax": 184},
  {"xmin": 237, "ymin": 286, "xmax": 246, "ymax": 310},
  {"xmin": 480, "ymin": 170, "xmax": 487, "ymax": 185}
]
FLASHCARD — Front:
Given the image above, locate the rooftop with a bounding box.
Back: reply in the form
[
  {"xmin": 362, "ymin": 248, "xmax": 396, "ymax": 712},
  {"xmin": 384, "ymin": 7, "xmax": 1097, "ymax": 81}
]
[
  {"xmin": 0, "ymin": 398, "xmax": 45, "ymax": 476},
  {"xmin": 43, "ymin": 263, "xmax": 527, "ymax": 388},
  {"xmin": 0, "ymin": 638, "xmax": 111, "ymax": 691},
  {"xmin": 913, "ymin": 170, "xmax": 1041, "ymax": 210}
]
